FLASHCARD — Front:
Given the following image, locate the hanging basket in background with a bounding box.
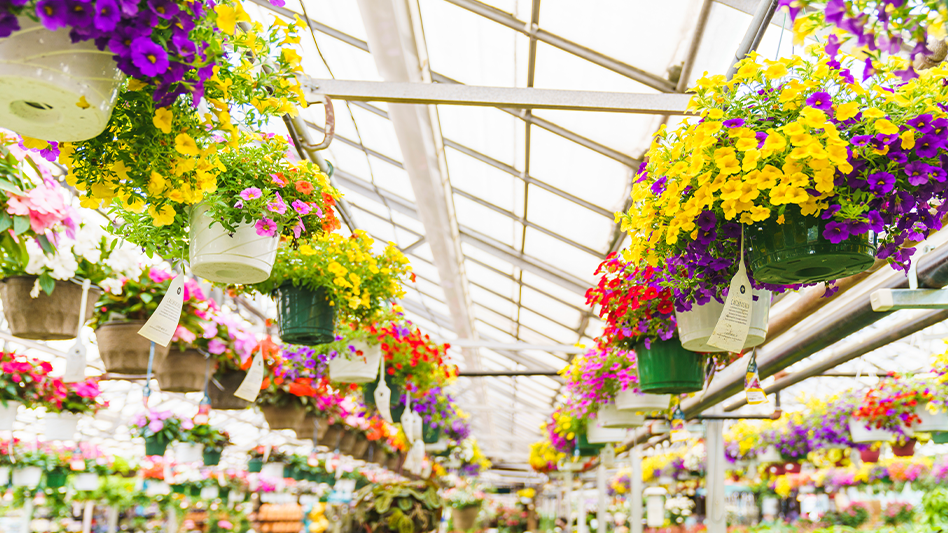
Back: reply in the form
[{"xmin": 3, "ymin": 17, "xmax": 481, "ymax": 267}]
[
  {"xmin": 745, "ymin": 205, "xmax": 877, "ymax": 285},
  {"xmin": 614, "ymin": 390, "xmax": 670, "ymax": 414},
  {"xmin": 155, "ymin": 349, "xmax": 206, "ymax": 393},
  {"xmin": 891, "ymin": 438, "xmax": 917, "ymax": 457},
  {"xmin": 847, "ymin": 418, "xmax": 899, "ymax": 444},
  {"xmin": 363, "ymin": 380, "xmax": 405, "ymax": 421},
  {"xmin": 208, "ymin": 371, "xmax": 252, "ymax": 410},
  {"xmin": 95, "ymin": 321, "xmax": 170, "ymax": 374},
  {"xmin": 144, "ymin": 435, "xmax": 169, "ymax": 457},
  {"xmin": 597, "ymin": 403, "xmax": 644, "ymax": 429},
  {"xmin": 44, "ymin": 412, "xmax": 81, "ymax": 441},
  {"xmin": 422, "ymin": 424, "xmax": 442, "ymax": 444},
  {"xmin": 0, "ymin": 401, "xmax": 20, "ymax": 431},
  {"xmin": 452, "ymin": 505, "xmax": 481, "ymax": 532},
  {"xmin": 261, "ymin": 404, "xmax": 306, "ymax": 431},
  {"xmin": 912, "ymin": 402, "xmax": 948, "ymax": 432},
  {"xmin": 636, "ymin": 338, "xmax": 705, "ymax": 394},
  {"xmin": 675, "ymin": 289, "xmax": 772, "ymax": 352},
  {"xmin": 189, "ymin": 203, "xmax": 280, "ymax": 285},
  {"xmin": 276, "ymin": 284, "xmax": 335, "ymax": 346},
  {"xmin": 0, "ymin": 18, "xmax": 123, "ymax": 142},
  {"xmin": 328, "ymin": 341, "xmax": 382, "ymax": 383},
  {"xmin": 0, "ymin": 277, "xmax": 99, "ymax": 340},
  {"xmin": 584, "ymin": 419, "xmax": 626, "ymax": 445}
]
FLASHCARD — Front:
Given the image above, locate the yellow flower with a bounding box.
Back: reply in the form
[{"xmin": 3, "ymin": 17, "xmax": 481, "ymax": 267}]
[
  {"xmin": 215, "ymin": 4, "xmax": 237, "ymax": 34},
  {"xmin": 147, "ymin": 172, "xmax": 167, "ymax": 196},
  {"xmin": 763, "ymin": 61, "xmax": 788, "ymax": 79},
  {"xmin": 174, "ymin": 133, "xmax": 199, "ymax": 156},
  {"xmin": 874, "ymin": 119, "xmax": 899, "ymax": 135},
  {"xmin": 19, "ymin": 136, "xmax": 48, "ymax": 150},
  {"xmin": 863, "ymin": 107, "xmax": 885, "ymax": 119},
  {"xmin": 901, "ymin": 130, "xmax": 916, "ymax": 150},
  {"xmin": 147, "ymin": 204, "xmax": 176, "ymax": 226},
  {"xmin": 835, "ymin": 101, "xmax": 859, "ymax": 121},
  {"xmin": 282, "ymin": 48, "xmax": 303, "ymax": 70},
  {"xmin": 153, "ymin": 107, "xmax": 173, "ymax": 134}
]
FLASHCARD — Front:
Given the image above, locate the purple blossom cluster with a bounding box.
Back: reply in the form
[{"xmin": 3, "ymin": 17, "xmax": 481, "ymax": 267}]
[
  {"xmin": 0, "ymin": 0, "xmax": 220, "ymax": 105},
  {"xmin": 412, "ymin": 386, "xmax": 458, "ymax": 431},
  {"xmin": 281, "ymin": 344, "xmax": 329, "ymax": 382}
]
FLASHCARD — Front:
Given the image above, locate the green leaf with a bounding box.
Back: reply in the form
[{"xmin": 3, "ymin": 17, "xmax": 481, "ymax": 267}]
[
  {"xmin": 38, "ymin": 273, "xmax": 55, "ymax": 296},
  {"xmin": 0, "ymin": 178, "xmax": 22, "ymax": 195},
  {"xmin": 12, "ymin": 215, "xmax": 29, "ymax": 236},
  {"xmin": 0, "ymin": 213, "xmax": 12, "ymax": 234},
  {"xmin": 36, "ymin": 234, "xmax": 54, "ymax": 255},
  {"xmin": 140, "ymin": 292, "xmax": 153, "ymax": 304}
]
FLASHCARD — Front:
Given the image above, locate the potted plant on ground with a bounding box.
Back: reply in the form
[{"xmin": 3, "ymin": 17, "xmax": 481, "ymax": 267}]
[
  {"xmin": 89, "ymin": 267, "xmax": 175, "ymax": 374},
  {"xmin": 247, "ymin": 446, "xmax": 288, "ymax": 478},
  {"xmin": 130, "ymin": 409, "xmax": 185, "ymax": 457},
  {"xmin": 353, "ymin": 480, "xmax": 442, "ymax": 533},
  {"xmin": 156, "ymin": 278, "xmax": 218, "ymax": 393},
  {"xmin": 0, "ymin": 350, "xmax": 54, "ymax": 430},
  {"xmin": 42, "ymin": 377, "xmax": 107, "ymax": 441},
  {"xmin": 444, "ymin": 482, "xmax": 485, "ymax": 532},
  {"xmin": 247, "ymin": 232, "xmax": 411, "ymax": 346},
  {"xmin": 184, "ymin": 423, "xmax": 231, "ymax": 466}
]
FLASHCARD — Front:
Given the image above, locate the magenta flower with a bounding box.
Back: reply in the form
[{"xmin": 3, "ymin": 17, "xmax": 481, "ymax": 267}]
[
  {"xmin": 255, "ymin": 218, "xmax": 277, "ymax": 237},
  {"xmin": 130, "ymin": 37, "xmax": 169, "ymax": 77},
  {"xmin": 240, "ymin": 187, "xmax": 262, "ymax": 201},
  {"xmin": 208, "ymin": 339, "xmax": 227, "ymax": 355},
  {"xmin": 147, "ymin": 268, "xmax": 172, "ymax": 284},
  {"xmin": 292, "ymin": 199, "xmax": 312, "ymax": 215},
  {"xmin": 267, "ymin": 192, "xmax": 287, "ymax": 214},
  {"xmin": 148, "ymin": 419, "xmax": 164, "ymax": 433}
]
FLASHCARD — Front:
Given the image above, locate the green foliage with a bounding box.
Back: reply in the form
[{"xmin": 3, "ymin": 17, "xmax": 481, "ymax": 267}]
[
  {"xmin": 181, "ymin": 423, "xmax": 231, "ymax": 451},
  {"xmin": 921, "ymin": 487, "xmax": 948, "ymax": 530},
  {"xmin": 354, "ymin": 481, "xmax": 443, "ymax": 533}
]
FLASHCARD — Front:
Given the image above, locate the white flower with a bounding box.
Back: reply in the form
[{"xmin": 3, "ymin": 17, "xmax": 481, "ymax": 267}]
[
  {"xmin": 99, "ymin": 278, "xmax": 124, "ymax": 296},
  {"xmin": 30, "ymin": 278, "xmax": 41, "ymax": 298},
  {"xmin": 24, "ymin": 239, "xmax": 78, "ymax": 280}
]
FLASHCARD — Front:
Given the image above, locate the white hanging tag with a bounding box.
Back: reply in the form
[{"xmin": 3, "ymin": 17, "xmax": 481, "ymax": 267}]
[
  {"xmin": 412, "ymin": 412, "xmax": 423, "ymax": 441},
  {"xmin": 374, "ymin": 356, "xmax": 393, "ymax": 424},
  {"xmin": 137, "ymin": 274, "xmax": 185, "ymax": 346},
  {"xmin": 707, "ymin": 230, "xmax": 753, "ymax": 352},
  {"xmin": 63, "ymin": 280, "xmax": 91, "ymax": 382},
  {"xmin": 601, "ymin": 444, "xmax": 615, "ymax": 468},
  {"xmin": 400, "ymin": 396, "xmax": 414, "ymax": 442},
  {"xmin": 234, "ymin": 348, "xmax": 265, "ymax": 402}
]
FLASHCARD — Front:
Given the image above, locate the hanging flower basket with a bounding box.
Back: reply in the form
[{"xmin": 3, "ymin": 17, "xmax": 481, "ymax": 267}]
[
  {"xmin": 422, "ymin": 425, "xmax": 442, "ymax": 444},
  {"xmin": 11, "ymin": 466, "xmax": 41, "ymax": 488},
  {"xmin": 174, "ymin": 443, "xmax": 204, "ymax": 464},
  {"xmin": 73, "ymin": 472, "xmax": 99, "ymax": 491},
  {"xmin": 847, "ymin": 418, "xmax": 898, "ymax": 444},
  {"xmin": 0, "ymin": 277, "xmax": 99, "ymax": 340},
  {"xmin": 598, "ymin": 403, "xmax": 645, "ymax": 429},
  {"xmin": 45, "ymin": 470, "xmax": 67, "ymax": 488},
  {"xmin": 363, "ymin": 381, "xmax": 405, "ymax": 421},
  {"xmin": 144, "ymin": 435, "xmax": 169, "ymax": 457},
  {"xmin": 261, "ymin": 404, "xmax": 306, "ymax": 431},
  {"xmin": 189, "ymin": 203, "xmax": 280, "ymax": 285},
  {"xmin": 912, "ymin": 402, "xmax": 948, "ymax": 432},
  {"xmin": 575, "ymin": 434, "xmax": 605, "ymax": 456},
  {"xmin": 859, "ymin": 447, "xmax": 880, "ymax": 463},
  {"xmin": 351, "ymin": 434, "xmax": 370, "ymax": 458},
  {"xmin": 585, "ymin": 419, "xmax": 626, "ymax": 445},
  {"xmin": 155, "ymin": 349, "xmax": 207, "ymax": 393},
  {"xmin": 260, "ymin": 462, "xmax": 285, "ymax": 479},
  {"xmin": 203, "ymin": 450, "xmax": 222, "ymax": 466},
  {"xmin": 200, "ymin": 486, "xmax": 220, "ymax": 500},
  {"xmin": 276, "ymin": 284, "xmax": 335, "ymax": 346},
  {"xmin": 0, "ymin": 17, "xmax": 123, "ymax": 142},
  {"xmin": 44, "ymin": 412, "xmax": 81, "ymax": 441},
  {"xmin": 746, "ymin": 206, "xmax": 877, "ymax": 285},
  {"xmin": 337, "ymin": 429, "xmax": 357, "ymax": 455},
  {"xmin": 615, "ymin": 390, "xmax": 670, "ymax": 415},
  {"xmin": 208, "ymin": 371, "xmax": 252, "ymax": 410},
  {"xmin": 328, "ymin": 341, "xmax": 382, "ymax": 383},
  {"xmin": 891, "ymin": 438, "xmax": 917, "ymax": 457},
  {"xmin": 247, "ymin": 458, "xmax": 264, "ymax": 473},
  {"xmin": 636, "ymin": 338, "xmax": 705, "ymax": 394},
  {"xmin": 933, "ymin": 432, "xmax": 948, "ymax": 445},
  {"xmin": 321, "ymin": 424, "xmax": 344, "ymax": 449},
  {"xmin": 0, "ymin": 466, "xmax": 9, "ymax": 486},
  {"xmin": 784, "ymin": 462, "xmax": 802, "ymax": 474},
  {"xmin": 675, "ymin": 289, "xmax": 772, "ymax": 352},
  {"xmin": 452, "ymin": 505, "xmax": 481, "ymax": 531},
  {"xmin": 388, "ymin": 454, "xmax": 401, "ymax": 471},
  {"xmin": 0, "ymin": 401, "xmax": 20, "ymax": 431},
  {"xmin": 296, "ymin": 414, "xmax": 328, "ymax": 441},
  {"xmin": 95, "ymin": 321, "xmax": 170, "ymax": 374},
  {"xmin": 758, "ymin": 446, "xmax": 783, "ymax": 464}
]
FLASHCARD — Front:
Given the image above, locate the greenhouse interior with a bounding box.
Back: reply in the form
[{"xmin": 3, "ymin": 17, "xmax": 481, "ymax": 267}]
[{"xmin": 5, "ymin": 0, "xmax": 948, "ymax": 532}]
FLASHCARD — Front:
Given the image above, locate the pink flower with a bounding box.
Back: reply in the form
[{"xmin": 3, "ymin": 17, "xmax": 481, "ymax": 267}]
[
  {"xmin": 291, "ymin": 200, "xmax": 311, "ymax": 215},
  {"xmin": 148, "ymin": 419, "xmax": 164, "ymax": 433},
  {"xmin": 180, "ymin": 418, "xmax": 194, "ymax": 430},
  {"xmin": 239, "ymin": 187, "xmax": 262, "ymax": 201},
  {"xmin": 217, "ymin": 521, "xmax": 233, "ymax": 530},
  {"xmin": 171, "ymin": 325, "xmax": 197, "ymax": 344},
  {"xmin": 73, "ymin": 380, "xmax": 100, "ymax": 399},
  {"xmin": 292, "ymin": 219, "xmax": 304, "ymax": 239},
  {"xmin": 208, "ymin": 339, "xmax": 227, "ymax": 355},
  {"xmin": 255, "ymin": 218, "xmax": 277, "ymax": 237},
  {"xmin": 202, "ymin": 321, "xmax": 219, "ymax": 339},
  {"xmin": 267, "ymin": 192, "xmax": 287, "ymax": 215},
  {"xmin": 6, "ymin": 183, "xmax": 71, "ymax": 234},
  {"xmin": 147, "ymin": 269, "xmax": 173, "ymax": 284}
]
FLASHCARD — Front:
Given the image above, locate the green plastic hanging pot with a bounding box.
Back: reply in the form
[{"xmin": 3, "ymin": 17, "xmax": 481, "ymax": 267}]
[
  {"xmin": 745, "ymin": 205, "xmax": 877, "ymax": 285},
  {"xmin": 423, "ymin": 425, "xmax": 442, "ymax": 444},
  {"xmin": 189, "ymin": 486, "xmax": 201, "ymax": 497},
  {"xmin": 575, "ymin": 434, "xmax": 605, "ymax": 457},
  {"xmin": 203, "ymin": 450, "xmax": 222, "ymax": 466},
  {"xmin": 290, "ymin": 467, "xmax": 306, "ymax": 481},
  {"xmin": 362, "ymin": 381, "xmax": 405, "ymax": 421},
  {"xmin": 933, "ymin": 432, "xmax": 948, "ymax": 444},
  {"xmin": 247, "ymin": 458, "xmax": 263, "ymax": 473},
  {"xmin": 45, "ymin": 470, "xmax": 67, "ymax": 488},
  {"xmin": 276, "ymin": 284, "xmax": 335, "ymax": 346},
  {"xmin": 144, "ymin": 435, "xmax": 169, "ymax": 457},
  {"xmin": 636, "ymin": 338, "xmax": 705, "ymax": 394},
  {"xmin": 220, "ymin": 488, "xmax": 230, "ymax": 501},
  {"xmin": 172, "ymin": 484, "xmax": 187, "ymax": 495}
]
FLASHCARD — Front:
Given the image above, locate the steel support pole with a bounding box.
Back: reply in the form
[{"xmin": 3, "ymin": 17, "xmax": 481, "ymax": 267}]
[
  {"xmin": 82, "ymin": 501, "xmax": 95, "ymax": 533},
  {"xmin": 578, "ymin": 480, "xmax": 588, "ymax": 533},
  {"xmin": 597, "ymin": 463, "xmax": 607, "ymax": 533},
  {"xmin": 706, "ymin": 413, "xmax": 726, "ymax": 533},
  {"xmin": 629, "ymin": 447, "xmax": 643, "ymax": 533},
  {"xmin": 565, "ymin": 470, "xmax": 574, "ymax": 532}
]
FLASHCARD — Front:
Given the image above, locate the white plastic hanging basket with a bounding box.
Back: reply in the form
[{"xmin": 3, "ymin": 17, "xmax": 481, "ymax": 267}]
[
  {"xmin": 44, "ymin": 411, "xmax": 81, "ymax": 441},
  {"xmin": 648, "ymin": 421, "xmax": 670, "ymax": 434},
  {"xmin": 913, "ymin": 402, "xmax": 948, "ymax": 432},
  {"xmin": 585, "ymin": 419, "xmax": 627, "ymax": 444},
  {"xmin": 174, "ymin": 443, "xmax": 205, "ymax": 463},
  {"xmin": 189, "ymin": 203, "xmax": 280, "ymax": 284},
  {"xmin": 848, "ymin": 418, "xmax": 898, "ymax": 444},
  {"xmin": 11, "ymin": 466, "xmax": 41, "ymax": 488},
  {"xmin": 260, "ymin": 462, "xmax": 285, "ymax": 479},
  {"xmin": 425, "ymin": 439, "xmax": 449, "ymax": 453},
  {"xmin": 598, "ymin": 403, "xmax": 645, "ymax": 429},
  {"xmin": 0, "ymin": 466, "xmax": 9, "ymax": 486},
  {"xmin": 675, "ymin": 289, "xmax": 772, "ymax": 352},
  {"xmin": 0, "ymin": 17, "xmax": 123, "ymax": 142},
  {"xmin": 145, "ymin": 481, "xmax": 171, "ymax": 497},
  {"xmin": 757, "ymin": 445, "xmax": 782, "ymax": 464},
  {"xmin": 73, "ymin": 472, "xmax": 99, "ymax": 491},
  {"xmin": 615, "ymin": 390, "xmax": 671, "ymax": 414},
  {"xmin": 200, "ymin": 486, "xmax": 220, "ymax": 500},
  {"xmin": 0, "ymin": 400, "xmax": 20, "ymax": 431},
  {"xmin": 328, "ymin": 341, "xmax": 383, "ymax": 383}
]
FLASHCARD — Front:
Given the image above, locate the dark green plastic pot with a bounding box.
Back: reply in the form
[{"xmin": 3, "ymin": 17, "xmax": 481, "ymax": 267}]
[
  {"xmin": 276, "ymin": 284, "xmax": 335, "ymax": 346},
  {"xmin": 247, "ymin": 458, "xmax": 264, "ymax": 473},
  {"xmin": 290, "ymin": 467, "xmax": 306, "ymax": 481},
  {"xmin": 203, "ymin": 450, "xmax": 222, "ymax": 466},
  {"xmin": 934, "ymin": 432, "xmax": 948, "ymax": 444},
  {"xmin": 362, "ymin": 381, "xmax": 405, "ymax": 421},
  {"xmin": 172, "ymin": 484, "xmax": 187, "ymax": 495},
  {"xmin": 189, "ymin": 486, "xmax": 201, "ymax": 497},
  {"xmin": 746, "ymin": 205, "xmax": 877, "ymax": 285},
  {"xmin": 355, "ymin": 479, "xmax": 368, "ymax": 489},
  {"xmin": 144, "ymin": 435, "xmax": 169, "ymax": 457},
  {"xmin": 575, "ymin": 434, "xmax": 605, "ymax": 457},
  {"xmin": 423, "ymin": 425, "xmax": 442, "ymax": 444},
  {"xmin": 220, "ymin": 488, "xmax": 230, "ymax": 501},
  {"xmin": 46, "ymin": 470, "xmax": 67, "ymax": 488},
  {"xmin": 317, "ymin": 473, "xmax": 335, "ymax": 485},
  {"xmin": 636, "ymin": 338, "xmax": 705, "ymax": 394}
]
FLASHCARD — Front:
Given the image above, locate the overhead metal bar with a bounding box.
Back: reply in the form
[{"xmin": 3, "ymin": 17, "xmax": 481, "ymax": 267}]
[
  {"xmin": 443, "ymin": 339, "xmax": 584, "ymax": 354},
  {"xmin": 726, "ymin": 0, "xmax": 779, "ymax": 78},
  {"xmin": 440, "ymin": 0, "xmax": 677, "ymax": 93},
  {"xmin": 304, "ymin": 78, "xmax": 693, "ymax": 114},
  {"xmin": 459, "ymin": 370, "xmax": 561, "ymax": 377}
]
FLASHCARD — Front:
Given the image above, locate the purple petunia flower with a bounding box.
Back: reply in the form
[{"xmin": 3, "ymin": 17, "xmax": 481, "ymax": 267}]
[
  {"xmin": 868, "ymin": 171, "xmax": 896, "ymax": 194},
  {"xmin": 806, "ymin": 91, "xmax": 833, "ymax": 111},
  {"xmin": 130, "ymin": 36, "xmax": 169, "ymax": 77},
  {"xmin": 695, "ymin": 210, "xmax": 716, "ymax": 232},
  {"xmin": 824, "ymin": 0, "xmax": 846, "ymax": 25},
  {"xmin": 905, "ymin": 161, "xmax": 930, "ymax": 186},
  {"xmin": 93, "ymin": 0, "xmax": 121, "ymax": 31},
  {"xmin": 932, "ymin": 118, "xmax": 948, "ymax": 138},
  {"xmin": 851, "ymin": 135, "xmax": 872, "ymax": 147},
  {"xmin": 866, "ymin": 210, "xmax": 885, "ymax": 232},
  {"xmin": 64, "ymin": 0, "xmax": 94, "ymax": 27},
  {"xmin": 916, "ymin": 134, "xmax": 943, "ymax": 159},
  {"xmin": 170, "ymin": 29, "xmax": 197, "ymax": 61},
  {"xmin": 907, "ymin": 114, "xmax": 934, "ymax": 133},
  {"xmin": 824, "ymin": 222, "xmax": 850, "ymax": 244},
  {"xmin": 36, "ymin": 0, "xmax": 69, "ymax": 29},
  {"xmin": 723, "ymin": 118, "xmax": 745, "ymax": 128},
  {"xmin": 927, "ymin": 165, "xmax": 947, "ymax": 183},
  {"xmin": 148, "ymin": 0, "xmax": 179, "ymax": 19}
]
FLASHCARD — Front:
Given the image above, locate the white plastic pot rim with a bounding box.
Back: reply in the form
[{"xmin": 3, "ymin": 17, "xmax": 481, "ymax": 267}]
[
  {"xmin": 0, "ymin": 401, "xmax": 21, "ymax": 431},
  {"xmin": 598, "ymin": 404, "xmax": 645, "ymax": 429},
  {"xmin": 585, "ymin": 419, "xmax": 627, "ymax": 444},
  {"xmin": 44, "ymin": 411, "xmax": 81, "ymax": 441},
  {"xmin": 614, "ymin": 390, "xmax": 671, "ymax": 414},
  {"xmin": 73, "ymin": 473, "xmax": 99, "ymax": 491},
  {"xmin": 12, "ymin": 466, "xmax": 42, "ymax": 487},
  {"xmin": 913, "ymin": 403, "xmax": 948, "ymax": 432},
  {"xmin": 328, "ymin": 342, "xmax": 382, "ymax": 384},
  {"xmin": 847, "ymin": 418, "xmax": 899, "ymax": 443},
  {"xmin": 200, "ymin": 486, "xmax": 220, "ymax": 499},
  {"xmin": 675, "ymin": 289, "xmax": 772, "ymax": 353},
  {"xmin": 175, "ymin": 443, "xmax": 205, "ymax": 463},
  {"xmin": 189, "ymin": 203, "xmax": 280, "ymax": 284}
]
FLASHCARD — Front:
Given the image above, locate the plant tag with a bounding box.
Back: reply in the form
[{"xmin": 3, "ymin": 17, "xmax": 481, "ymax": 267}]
[
  {"xmin": 234, "ymin": 348, "xmax": 264, "ymax": 402},
  {"xmin": 601, "ymin": 444, "xmax": 615, "ymax": 468},
  {"xmin": 670, "ymin": 406, "xmax": 690, "ymax": 443},
  {"xmin": 374, "ymin": 357, "xmax": 393, "ymax": 424},
  {"xmin": 707, "ymin": 248, "xmax": 753, "ymax": 352},
  {"xmin": 744, "ymin": 350, "xmax": 768, "ymax": 405},
  {"xmin": 63, "ymin": 279, "xmax": 92, "ymax": 382},
  {"xmin": 137, "ymin": 275, "xmax": 185, "ymax": 346},
  {"xmin": 401, "ymin": 409, "xmax": 415, "ymax": 443},
  {"xmin": 412, "ymin": 412, "xmax": 423, "ymax": 441}
]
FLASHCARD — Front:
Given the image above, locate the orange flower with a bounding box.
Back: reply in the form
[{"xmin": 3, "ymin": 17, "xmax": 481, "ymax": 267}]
[{"xmin": 295, "ymin": 181, "xmax": 314, "ymax": 194}]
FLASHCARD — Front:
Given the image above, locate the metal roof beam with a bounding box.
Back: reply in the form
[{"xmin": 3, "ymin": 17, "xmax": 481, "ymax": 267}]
[{"xmin": 304, "ymin": 78, "xmax": 692, "ymax": 114}]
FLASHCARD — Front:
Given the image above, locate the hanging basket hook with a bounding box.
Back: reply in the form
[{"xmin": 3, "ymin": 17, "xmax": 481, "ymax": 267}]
[{"xmin": 302, "ymin": 94, "xmax": 335, "ymax": 151}]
